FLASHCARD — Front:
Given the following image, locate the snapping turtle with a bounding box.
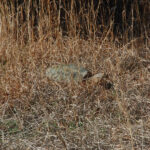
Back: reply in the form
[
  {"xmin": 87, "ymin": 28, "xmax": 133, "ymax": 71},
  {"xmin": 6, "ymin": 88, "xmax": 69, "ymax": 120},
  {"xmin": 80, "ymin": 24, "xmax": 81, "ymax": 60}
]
[{"xmin": 46, "ymin": 64, "xmax": 104, "ymax": 83}]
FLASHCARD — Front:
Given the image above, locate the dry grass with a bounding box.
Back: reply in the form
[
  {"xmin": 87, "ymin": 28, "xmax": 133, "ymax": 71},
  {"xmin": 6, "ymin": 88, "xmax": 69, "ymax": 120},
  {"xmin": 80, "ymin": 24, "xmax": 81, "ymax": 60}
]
[
  {"xmin": 0, "ymin": 1, "xmax": 150, "ymax": 150},
  {"xmin": 0, "ymin": 35, "xmax": 150, "ymax": 150}
]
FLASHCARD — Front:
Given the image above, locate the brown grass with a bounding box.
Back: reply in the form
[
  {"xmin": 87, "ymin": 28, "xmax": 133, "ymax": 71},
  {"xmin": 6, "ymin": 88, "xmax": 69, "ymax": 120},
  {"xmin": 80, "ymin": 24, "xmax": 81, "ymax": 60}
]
[{"xmin": 0, "ymin": 1, "xmax": 150, "ymax": 150}]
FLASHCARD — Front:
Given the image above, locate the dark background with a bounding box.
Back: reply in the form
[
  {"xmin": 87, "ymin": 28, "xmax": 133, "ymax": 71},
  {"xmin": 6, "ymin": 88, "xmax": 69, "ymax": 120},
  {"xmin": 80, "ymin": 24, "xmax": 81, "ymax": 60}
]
[{"xmin": 1, "ymin": 0, "xmax": 149, "ymax": 41}]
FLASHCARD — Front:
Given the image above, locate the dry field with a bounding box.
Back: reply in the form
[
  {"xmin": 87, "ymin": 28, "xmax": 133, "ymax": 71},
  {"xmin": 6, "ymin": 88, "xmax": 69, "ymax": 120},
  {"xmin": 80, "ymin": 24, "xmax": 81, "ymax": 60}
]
[{"xmin": 0, "ymin": 1, "xmax": 150, "ymax": 150}]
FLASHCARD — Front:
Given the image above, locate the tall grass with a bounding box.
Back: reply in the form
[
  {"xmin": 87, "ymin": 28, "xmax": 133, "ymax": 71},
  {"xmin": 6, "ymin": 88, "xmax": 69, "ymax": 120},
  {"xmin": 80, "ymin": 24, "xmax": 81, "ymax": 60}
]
[{"xmin": 0, "ymin": 0, "xmax": 149, "ymax": 43}]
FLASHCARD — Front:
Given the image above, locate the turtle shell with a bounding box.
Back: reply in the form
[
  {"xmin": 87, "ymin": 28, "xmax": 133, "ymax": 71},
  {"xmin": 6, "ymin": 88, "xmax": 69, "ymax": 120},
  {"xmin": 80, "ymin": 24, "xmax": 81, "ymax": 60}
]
[{"xmin": 46, "ymin": 64, "xmax": 90, "ymax": 83}]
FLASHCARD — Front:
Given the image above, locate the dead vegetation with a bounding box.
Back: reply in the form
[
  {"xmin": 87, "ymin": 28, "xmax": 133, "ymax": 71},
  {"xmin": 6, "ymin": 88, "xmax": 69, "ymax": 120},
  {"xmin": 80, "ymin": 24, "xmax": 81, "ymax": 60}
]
[{"xmin": 0, "ymin": 0, "xmax": 150, "ymax": 150}]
